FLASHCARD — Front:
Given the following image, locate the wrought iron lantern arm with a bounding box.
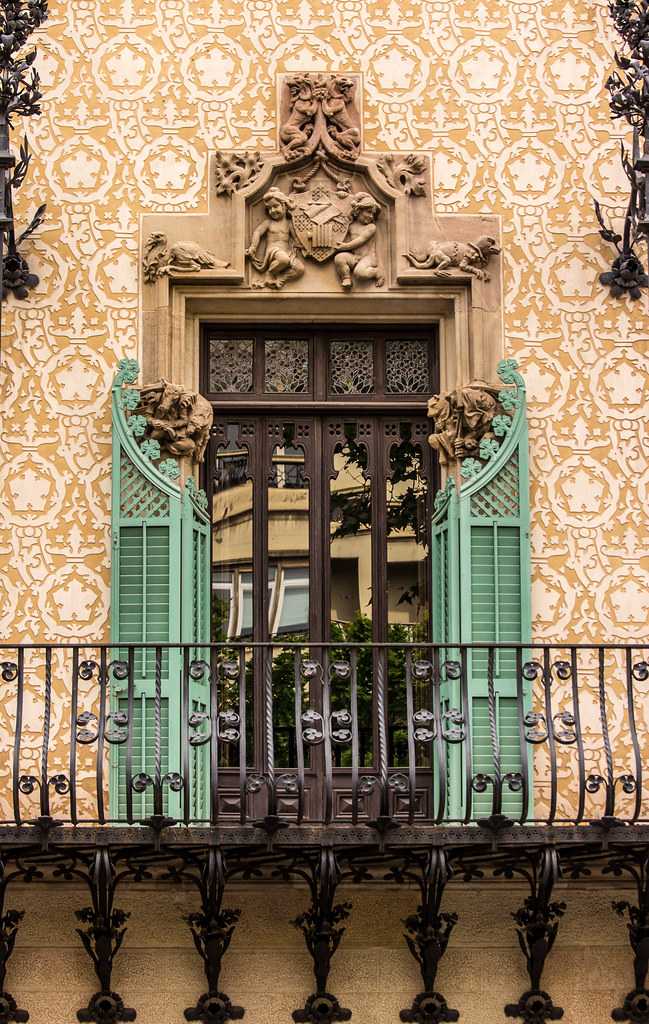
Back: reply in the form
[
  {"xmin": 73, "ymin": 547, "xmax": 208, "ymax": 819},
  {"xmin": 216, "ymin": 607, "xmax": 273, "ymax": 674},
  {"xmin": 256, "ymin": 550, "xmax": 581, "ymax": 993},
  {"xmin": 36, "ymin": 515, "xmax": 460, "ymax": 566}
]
[
  {"xmin": 597, "ymin": 0, "xmax": 649, "ymax": 299},
  {"xmin": 0, "ymin": 0, "xmax": 48, "ymax": 312}
]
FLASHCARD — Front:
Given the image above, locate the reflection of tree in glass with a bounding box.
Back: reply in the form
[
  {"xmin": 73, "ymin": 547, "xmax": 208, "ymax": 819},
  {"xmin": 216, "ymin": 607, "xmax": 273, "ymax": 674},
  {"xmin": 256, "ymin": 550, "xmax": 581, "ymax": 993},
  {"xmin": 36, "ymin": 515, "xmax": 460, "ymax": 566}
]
[
  {"xmin": 330, "ymin": 436, "xmax": 371, "ymax": 540},
  {"xmin": 330, "ymin": 431, "xmax": 428, "ymax": 547}
]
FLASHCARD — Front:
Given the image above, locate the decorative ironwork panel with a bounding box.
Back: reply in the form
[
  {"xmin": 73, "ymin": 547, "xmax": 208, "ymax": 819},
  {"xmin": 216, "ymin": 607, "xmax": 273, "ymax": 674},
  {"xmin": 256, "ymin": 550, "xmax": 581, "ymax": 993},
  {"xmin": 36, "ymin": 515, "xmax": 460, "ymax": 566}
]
[
  {"xmin": 329, "ymin": 340, "xmax": 374, "ymax": 394},
  {"xmin": 470, "ymin": 452, "xmax": 520, "ymax": 518},
  {"xmin": 265, "ymin": 338, "xmax": 309, "ymax": 393},
  {"xmin": 119, "ymin": 452, "xmax": 170, "ymax": 519},
  {"xmin": 209, "ymin": 339, "xmax": 254, "ymax": 393},
  {"xmin": 385, "ymin": 338, "xmax": 430, "ymax": 393}
]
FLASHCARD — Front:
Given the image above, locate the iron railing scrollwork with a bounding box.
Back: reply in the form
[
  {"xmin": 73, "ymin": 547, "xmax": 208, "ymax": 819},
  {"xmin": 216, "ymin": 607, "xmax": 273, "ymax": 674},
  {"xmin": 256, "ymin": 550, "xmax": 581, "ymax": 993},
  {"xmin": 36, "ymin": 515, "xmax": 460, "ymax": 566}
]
[{"xmin": 0, "ymin": 642, "xmax": 647, "ymax": 830}]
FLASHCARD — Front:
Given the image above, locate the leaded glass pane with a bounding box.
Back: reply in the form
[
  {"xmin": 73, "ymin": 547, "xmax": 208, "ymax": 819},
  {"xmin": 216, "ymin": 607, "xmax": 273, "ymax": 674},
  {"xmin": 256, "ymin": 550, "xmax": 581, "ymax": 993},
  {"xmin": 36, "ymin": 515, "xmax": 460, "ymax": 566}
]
[
  {"xmin": 265, "ymin": 338, "xmax": 309, "ymax": 393},
  {"xmin": 329, "ymin": 340, "xmax": 374, "ymax": 394},
  {"xmin": 385, "ymin": 338, "xmax": 429, "ymax": 393},
  {"xmin": 209, "ymin": 338, "xmax": 253, "ymax": 393}
]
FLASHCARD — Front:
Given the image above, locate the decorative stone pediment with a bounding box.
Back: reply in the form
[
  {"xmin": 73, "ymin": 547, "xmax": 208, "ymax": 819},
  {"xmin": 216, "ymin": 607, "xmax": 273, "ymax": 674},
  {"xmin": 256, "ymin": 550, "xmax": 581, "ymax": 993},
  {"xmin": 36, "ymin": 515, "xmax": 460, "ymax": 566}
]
[
  {"xmin": 141, "ymin": 74, "xmax": 502, "ymax": 295},
  {"xmin": 140, "ymin": 74, "xmax": 504, "ymax": 390}
]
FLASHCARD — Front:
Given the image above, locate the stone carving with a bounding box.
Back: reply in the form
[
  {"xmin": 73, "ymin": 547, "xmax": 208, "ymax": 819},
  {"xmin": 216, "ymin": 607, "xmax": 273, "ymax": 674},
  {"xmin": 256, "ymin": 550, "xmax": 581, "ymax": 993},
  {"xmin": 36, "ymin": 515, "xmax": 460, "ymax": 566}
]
[
  {"xmin": 334, "ymin": 192, "xmax": 384, "ymax": 289},
  {"xmin": 247, "ymin": 176, "xmax": 384, "ymax": 291},
  {"xmin": 246, "ymin": 187, "xmax": 305, "ymax": 289},
  {"xmin": 279, "ymin": 73, "xmax": 361, "ymax": 161},
  {"xmin": 404, "ymin": 236, "xmax": 500, "ymax": 281},
  {"xmin": 376, "ymin": 153, "xmax": 427, "ymax": 196},
  {"xmin": 214, "ymin": 150, "xmax": 264, "ymax": 196},
  {"xmin": 143, "ymin": 233, "xmax": 229, "ymax": 283},
  {"xmin": 427, "ymin": 380, "xmax": 507, "ymax": 466},
  {"xmin": 134, "ymin": 380, "xmax": 213, "ymax": 463}
]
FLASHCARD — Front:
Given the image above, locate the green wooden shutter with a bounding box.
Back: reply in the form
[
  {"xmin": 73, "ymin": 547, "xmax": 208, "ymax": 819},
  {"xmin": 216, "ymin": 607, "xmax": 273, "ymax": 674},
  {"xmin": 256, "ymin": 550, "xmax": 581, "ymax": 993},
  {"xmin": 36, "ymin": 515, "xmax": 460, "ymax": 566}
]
[
  {"xmin": 109, "ymin": 360, "xmax": 211, "ymax": 822},
  {"xmin": 183, "ymin": 480, "xmax": 211, "ymax": 821},
  {"xmin": 431, "ymin": 360, "xmax": 531, "ymax": 821}
]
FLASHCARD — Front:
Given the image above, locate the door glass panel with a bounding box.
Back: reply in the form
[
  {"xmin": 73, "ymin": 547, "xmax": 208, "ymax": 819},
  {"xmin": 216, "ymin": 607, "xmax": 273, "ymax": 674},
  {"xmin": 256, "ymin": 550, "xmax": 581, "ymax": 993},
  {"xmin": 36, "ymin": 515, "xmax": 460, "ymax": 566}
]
[
  {"xmin": 209, "ymin": 338, "xmax": 254, "ymax": 393},
  {"xmin": 385, "ymin": 338, "xmax": 430, "ymax": 393},
  {"xmin": 330, "ymin": 425, "xmax": 373, "ymax": 765},
  {"xmin": 329, "ymin": 340, "xmax": 374, "ymax": 394},
  {"xmin": 268, "ymin": 425, "xmax": 309, "ymax": 769},
  {"xmin": 386, "ymin": 423, "xmax": 430, "ymax": 766},
  {"xmin": 265, "ymin": 338, "xmax": 309, "ymax": 394},
  {"xmin": 211, "ymin": 422, "xmax": 254, "ymax": 768}
]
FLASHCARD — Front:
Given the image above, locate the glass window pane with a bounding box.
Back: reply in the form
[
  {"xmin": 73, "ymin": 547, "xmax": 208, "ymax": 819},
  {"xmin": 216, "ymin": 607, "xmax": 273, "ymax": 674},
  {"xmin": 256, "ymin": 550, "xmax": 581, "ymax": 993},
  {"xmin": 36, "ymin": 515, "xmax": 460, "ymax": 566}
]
[
  {"xmin": 329, "ymin": 340, "xmax": 374, "ymax": 394},
  {"xmin": 385, "ymin": 338, "xmax": 430, "ymax": 393},
  {"xmin": 209, "ymin": 338, "xmax": 254, "ymax": 393},
  {"xmin": 265, "ymin": 338, "xmax": 309, "ymax": 394}
]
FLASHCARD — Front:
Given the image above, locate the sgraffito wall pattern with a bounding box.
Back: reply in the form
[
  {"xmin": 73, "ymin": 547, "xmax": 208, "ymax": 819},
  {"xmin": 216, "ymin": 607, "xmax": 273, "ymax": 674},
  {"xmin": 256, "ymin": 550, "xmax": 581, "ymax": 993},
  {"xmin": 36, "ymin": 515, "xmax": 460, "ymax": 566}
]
[{"xmin": 0, "ymin": 0, "xmax": 647, "ymax": 818}]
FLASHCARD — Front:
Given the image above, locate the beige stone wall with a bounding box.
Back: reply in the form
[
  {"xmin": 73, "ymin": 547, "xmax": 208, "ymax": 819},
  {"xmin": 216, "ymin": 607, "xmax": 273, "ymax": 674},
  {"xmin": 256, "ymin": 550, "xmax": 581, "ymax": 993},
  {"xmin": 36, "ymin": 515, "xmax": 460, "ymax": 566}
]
[
  {"xmin": 7, "ymin": 878, "xmax": 638, "ymax": 1023},
  {"xmin": 0, "ymin": 0, "xmax": 647, "ymax": 646}
]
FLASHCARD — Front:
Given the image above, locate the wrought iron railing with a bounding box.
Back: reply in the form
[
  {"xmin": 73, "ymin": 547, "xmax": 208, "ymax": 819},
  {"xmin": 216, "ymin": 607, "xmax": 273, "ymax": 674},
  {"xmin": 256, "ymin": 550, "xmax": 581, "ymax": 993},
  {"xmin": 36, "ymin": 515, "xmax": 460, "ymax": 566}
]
[{"xmin": 0, "ymin": 642, "xmax": 647, "ymax": 829}]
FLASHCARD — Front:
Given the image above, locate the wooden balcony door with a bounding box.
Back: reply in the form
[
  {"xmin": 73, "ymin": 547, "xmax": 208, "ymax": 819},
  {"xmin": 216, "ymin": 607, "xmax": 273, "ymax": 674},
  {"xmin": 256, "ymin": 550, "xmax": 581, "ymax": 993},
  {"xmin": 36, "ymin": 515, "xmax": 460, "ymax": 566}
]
[{"xmin": 202, "ymin": 324, "xmax": 439, "ymax": 820}]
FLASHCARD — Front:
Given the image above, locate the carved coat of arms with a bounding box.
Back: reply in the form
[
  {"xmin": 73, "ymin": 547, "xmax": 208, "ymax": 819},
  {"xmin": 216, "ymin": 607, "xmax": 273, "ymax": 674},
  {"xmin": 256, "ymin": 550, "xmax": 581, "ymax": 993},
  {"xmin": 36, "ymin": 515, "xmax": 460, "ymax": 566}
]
[{"xmin": 291, "ymin": 184, "xmax": 351, "ymax": 262}]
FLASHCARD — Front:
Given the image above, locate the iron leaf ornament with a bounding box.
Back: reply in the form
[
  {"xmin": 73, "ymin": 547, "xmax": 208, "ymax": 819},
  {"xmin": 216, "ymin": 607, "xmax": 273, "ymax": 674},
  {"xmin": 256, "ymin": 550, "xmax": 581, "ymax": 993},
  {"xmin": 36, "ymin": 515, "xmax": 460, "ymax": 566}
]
[
  {"xmin": 0, "ymin": 0, "xmax": 48, "ymax": 303},
  {"xmin": 597, "ymin": 0, "xmax": 649, "ymax": 299}
]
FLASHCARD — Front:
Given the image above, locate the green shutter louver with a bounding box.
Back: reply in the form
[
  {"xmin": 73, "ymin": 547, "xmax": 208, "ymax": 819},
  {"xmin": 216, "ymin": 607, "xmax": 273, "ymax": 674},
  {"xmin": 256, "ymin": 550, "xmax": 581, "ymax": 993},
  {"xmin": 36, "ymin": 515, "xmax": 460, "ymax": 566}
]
[
  {"xmin": 431, "ymin": 359, "xmax": 531, "ymax": 821},
  {"xmin": 109, "ymin": 360, "xmax": 211, "ymax": 822}
]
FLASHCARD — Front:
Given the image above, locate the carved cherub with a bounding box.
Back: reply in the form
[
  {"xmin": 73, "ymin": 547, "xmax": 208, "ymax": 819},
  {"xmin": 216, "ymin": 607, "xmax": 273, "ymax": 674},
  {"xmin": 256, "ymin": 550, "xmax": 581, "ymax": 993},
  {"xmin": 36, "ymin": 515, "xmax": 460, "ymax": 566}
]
[
  {"xmin": 143, "ymin": 233, "xmax": 229, "ymax": 283},
  {"xmin": 404, "ymin": 236, "xmax": 500, "ymax": 281},
  {"xmin": 136, "ymin": 380, "xmax": 213, "ymax": 463},
  {"xmin": 246, "ymin": 187, "xmax": 305, "ymax": 289},
  {"xmin": 333, "ymin": 192, "xmax": 384, "ymax": 290},
  {"xmin": 427, "ymin": 381, "xmax": 501, "ymax": 465}
]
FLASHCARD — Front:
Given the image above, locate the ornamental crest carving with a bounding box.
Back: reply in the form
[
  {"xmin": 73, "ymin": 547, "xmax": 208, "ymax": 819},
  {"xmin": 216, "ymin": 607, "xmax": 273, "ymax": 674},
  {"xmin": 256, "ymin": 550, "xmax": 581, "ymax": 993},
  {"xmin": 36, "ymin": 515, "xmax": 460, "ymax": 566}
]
[
  {"xmin": 291, "ymin": 183, "xmax": 351, "ymax": 262},
  {"xmin": 279, "ymin": 73, "xmax": 361, "ymax": 161}
]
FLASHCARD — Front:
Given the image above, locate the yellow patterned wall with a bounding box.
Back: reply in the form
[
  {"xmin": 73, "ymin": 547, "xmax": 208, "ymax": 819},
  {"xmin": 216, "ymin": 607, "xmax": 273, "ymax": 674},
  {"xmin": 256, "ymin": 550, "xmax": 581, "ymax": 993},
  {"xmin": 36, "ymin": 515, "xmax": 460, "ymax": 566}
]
[{"xmin": 0, "ymin": 0, "xmax": 647, "ymax": 646}]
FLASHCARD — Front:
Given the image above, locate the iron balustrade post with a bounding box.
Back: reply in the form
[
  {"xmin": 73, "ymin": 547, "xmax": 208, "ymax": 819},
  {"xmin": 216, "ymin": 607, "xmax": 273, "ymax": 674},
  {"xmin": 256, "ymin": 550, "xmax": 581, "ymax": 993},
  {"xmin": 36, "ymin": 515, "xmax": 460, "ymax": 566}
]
[
  {"xmin": 0, "ymin": 858, "xmax": 28, "ymax": 1024},
  {"xmin": 398, "ymin": 848, "xmax": 459, "ymax": 1024},
  {"xmin": 502, "ymin": 847, "xmax": 565, "ymax": 1024},
  {"xmin": 75, "ymin": 847, "xmax": 135, "ymax": 1023},
  {"xmin": 606, "ymin": 850, "xmax": 649, "ymax": 1023},
  {"xmin": 183, "ymin": 847, "xmax": 244, "ymax": 1023},
  {"xmin": 292, "ymin": 847, "xmax": 352, "ymax": 1024}
]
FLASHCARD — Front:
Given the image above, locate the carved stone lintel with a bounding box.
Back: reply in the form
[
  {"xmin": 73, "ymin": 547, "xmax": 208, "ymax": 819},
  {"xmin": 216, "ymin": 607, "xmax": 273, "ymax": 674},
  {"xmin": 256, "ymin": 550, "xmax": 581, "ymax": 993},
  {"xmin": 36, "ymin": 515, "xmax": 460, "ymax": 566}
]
[
  {"xmin": 279, "ymin": 74, "xmax": 361, "ymax": 162},
  {"xmin": 215, "ymin": 151, "xmax": 264, "ymax": 196},
  {"xmin": 404, "ymin": 236, "xmax": 500, "ymax": 281},
  {"xmin": 131, "ymin": 379, "xmax": 213, "ymax": 465},
  {"xmin": 376, "ymin": 153, "xmax": 427, "ymax": 197},
  {"xmin": 143, "ymin": 233, "xmax": 229, "ymax": 283}
]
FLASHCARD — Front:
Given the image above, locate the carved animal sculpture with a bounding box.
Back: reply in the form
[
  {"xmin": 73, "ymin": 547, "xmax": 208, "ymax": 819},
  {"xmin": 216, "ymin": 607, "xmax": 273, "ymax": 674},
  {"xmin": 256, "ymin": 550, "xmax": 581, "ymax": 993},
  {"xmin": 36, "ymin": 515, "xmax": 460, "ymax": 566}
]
[
  {"xmin": 143, "ymin": 233, "xmax": 229, "ymax": 283},
  {"xmin": 136, "ymin": 380, "xmax": 213, "ymax": 463},
  {"xmin": 279, "ymin": 76, "xmax": 318, "ymax": 158},
  {"xmin": 404, "ymin": 235, "xmax": 500, "ymax": 281},
  {"xmin": 321, "ymin": 77, "xmax": 361, "ymax": 157}
]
